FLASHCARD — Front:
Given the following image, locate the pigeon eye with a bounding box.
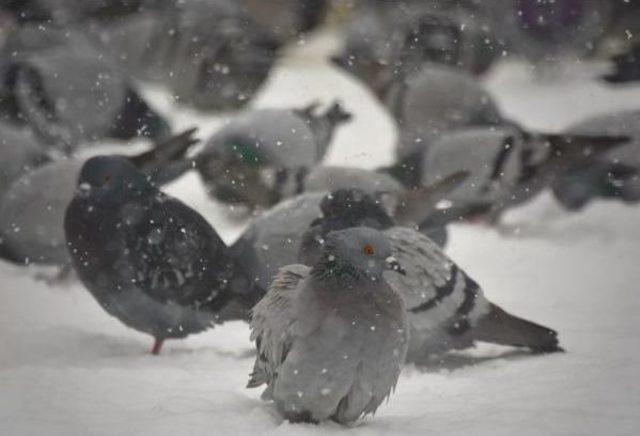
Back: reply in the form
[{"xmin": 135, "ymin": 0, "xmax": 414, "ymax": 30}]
[
  {"xmin": 363, "ymin": 244, "xmax": 375, "ymax": 256},
  {"xmin": 104, "ymin": 174, "xmax": 112, "ymax": 182}
]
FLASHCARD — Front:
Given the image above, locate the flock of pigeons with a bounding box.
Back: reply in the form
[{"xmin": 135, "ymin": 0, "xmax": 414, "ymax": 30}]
[{"xmin": 1, "ymin": 0, "xmax": 640, "ymax": 426}]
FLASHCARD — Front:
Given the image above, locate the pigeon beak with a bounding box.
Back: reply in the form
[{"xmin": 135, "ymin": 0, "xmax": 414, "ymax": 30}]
[{"xmin": 385, "ymin": 256, "xmax": 406, "ymax": 275}]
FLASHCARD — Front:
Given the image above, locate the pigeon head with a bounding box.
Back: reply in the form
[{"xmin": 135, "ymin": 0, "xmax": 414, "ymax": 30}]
[
  {"xmin": 77, "ymin": 155, "xmax": 149, "ymax": 191},
  {"xmin": 319, "ymin": 189, "xmax": 394, "ymax": 229},
  {"xmin": 317, "ymin": 226, "xmax": 404, "ymax": 283}
]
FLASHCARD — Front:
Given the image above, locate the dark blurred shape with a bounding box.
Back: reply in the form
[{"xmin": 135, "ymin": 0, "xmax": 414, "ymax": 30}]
[
  {"xmin": 238, "ymin": 0, "xmax": 328, "ymax": 44},
  {"xmin": 487, "ymin": 0, "xmax": 613, "ymax": 64},
  {"xmin": 603, "ymin": 42, "xmax": 640, "ymax": 84}
]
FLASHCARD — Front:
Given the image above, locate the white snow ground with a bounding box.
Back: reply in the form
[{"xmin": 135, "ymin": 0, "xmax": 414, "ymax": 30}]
[{"xmin": 1, "ymin": 31, "xmax": 640, "ymax": 436}]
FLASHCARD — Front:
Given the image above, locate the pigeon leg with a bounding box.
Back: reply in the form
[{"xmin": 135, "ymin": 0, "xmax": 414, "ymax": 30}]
[{"xmin": 150, "ymin": 338, "xmax": 164, "ymax": 355}]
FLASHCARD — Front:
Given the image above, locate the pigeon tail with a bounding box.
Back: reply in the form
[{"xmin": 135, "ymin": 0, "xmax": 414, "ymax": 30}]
[
  {"xmin": 378, "ymin": 149, "xmax": 424, "ymax": 189},
  {"xmin": 471, "ymin": 303, "xmax": 562, "ymax": 353},
  {"xmin": 128, "ymin": 128, "xmax": 198, "ymax": 185},
  {"xmin": 394, "ymin": 170, "xmax": 470, "ymax": 225},
  {"xmin": 294, "ymin": 100, "xmax": 353, "ymax": 160}
]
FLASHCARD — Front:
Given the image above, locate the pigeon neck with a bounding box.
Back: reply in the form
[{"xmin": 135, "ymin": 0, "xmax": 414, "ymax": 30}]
[{"xmin": 310, "ymin": 255, "xmax": 377, "ymax": 290}]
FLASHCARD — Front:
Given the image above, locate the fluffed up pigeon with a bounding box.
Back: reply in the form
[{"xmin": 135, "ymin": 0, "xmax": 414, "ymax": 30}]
[
  {"xmin": 0, "ymin": 25, "xmax": 170, "ymax": 153},
  {"xmin": 421, "ymin": 126, "xmax": 627, "ymax": 223},
  {"xmin": 64, "ymin": 155, "xmax": 252, "ymax": 354},
  {"xmin": 0, "ymin": 129, "xmax": 197, "ymax": 268},
  {"xmin": 196, "ymin": 101, "xmax": 352, "ymax": 208},
  {"xmin": 248, "ymin": 226, "xmax": 409, "ymax": 424},
  {"xmin": 298, "ymin": 190, "xmax": 563, "ymax": 363},
  {"xmin": 92, "ymin": 0, "xmax": 278, "ymax": 110},
  {"xmin": 553, "ymin": 110, "xmax": 640, "ymax": 209}
]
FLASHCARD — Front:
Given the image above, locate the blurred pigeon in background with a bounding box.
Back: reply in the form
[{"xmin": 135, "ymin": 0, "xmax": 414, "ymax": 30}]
[
  {"xmin": 485, "ymin": 0, "xmax": 613, "ymax": 66},
  {"xmin": 374, "ymin": 64, "xmax": 510, "ymax": 188},
  {"xmin": 64, "ymin": 155, "xmax": 251, "ymax": 354},
  {"xmin": 422, "ymin": 126, "xmax": 627, "ymax": 223},
  {"xmin": 0, "ymin": 25, "xmax": 170, "ymax": 153},
  {"xmin": 248, "ymin": 226, "xmax": 409, "ymax": 424},
  {"xmin": 299, "ymin": 190, "xmax": 562, "ymax": 363},
  {"xmin": 0, "ymin": 129, "xmax": 197, "ymax": 268},
  {"xmin": 553, "ymin": 110, "xmax": 640, "ymax": 209},
  {"xmin": 0, "ymin": 0, "xmax": 166, "ymax": 25},
  {"xmin": 238, "ymin": 0, "xmax": 328, "ymax": 44},
  {"xmin": 92, "ymin": 0, "xmax": 278, "ymax": 110},
  {"xmin": 196, "ymin": 101, "xmax": 351, "ymax": 208},
  {"xmin": 333, "ymin": 1, "xmax": 500, "ymax": 82},
  {"xmin": 335, "ymin": 60, "xmax": 511, "ymax": 187}
]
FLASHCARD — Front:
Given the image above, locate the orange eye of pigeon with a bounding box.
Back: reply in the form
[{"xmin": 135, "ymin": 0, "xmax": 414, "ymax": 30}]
[{"xmin": 363, "ymin": 244, "xmax": 375, "ymax": 256}]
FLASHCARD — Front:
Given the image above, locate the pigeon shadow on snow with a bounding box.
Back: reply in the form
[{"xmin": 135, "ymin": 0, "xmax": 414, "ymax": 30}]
[{"xmin": 410, "ymin": 347, "xmax": 556, "ymax": 373}]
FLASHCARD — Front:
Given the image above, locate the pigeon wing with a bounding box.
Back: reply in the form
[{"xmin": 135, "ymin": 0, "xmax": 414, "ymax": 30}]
[
  {"xmin": 119, "ymin": 196, "xmax": 235, "ymax": 310},
  {"xmin": 248, "ymin": 264, "xmax": 310, "ymax": 389}
]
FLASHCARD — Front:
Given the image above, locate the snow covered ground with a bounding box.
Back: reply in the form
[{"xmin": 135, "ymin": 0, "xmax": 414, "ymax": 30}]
[{"xmin": 1, "ymin": 31, "xmax": 640, "ymax": 436}]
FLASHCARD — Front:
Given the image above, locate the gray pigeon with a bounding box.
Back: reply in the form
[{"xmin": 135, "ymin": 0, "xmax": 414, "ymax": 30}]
[
  {"xmin": 248, "ymin": 226, "xmax": 409, "ymax": 424},
  {"xmin": 92, "ymin": 0, "xmax": 278, "ymax": 110},
  {"xmin": 421, "ymin": 126, "xmax": 627, "ymax": 222},
  {"xmin": 0, "ymin": 130, "xmax": 197, "ymax": 267},
  {"xmin": 553, "ymin": 110, "xmax": 640, "ymax": 209},
  {"xmin": 196, "ymin": 101, "xmax": 351, "ymax": 208},
  {"xmin": 333, "ymin": 63, "xmax": 508, "ymax": 188},
  {"xmin": 0, "ymin": 24, "xmax": 170, "ymax": 153},
  {"xmin": 231, "ymin": 178, "xmax": 472, "ymax": 293},
  {"xmin": 64, "ymin": 155, "xmax": 251, "ymax": 354},
  {"xmin": 298, "ymin": 190, "xmax": 563, "ymax": 363}
]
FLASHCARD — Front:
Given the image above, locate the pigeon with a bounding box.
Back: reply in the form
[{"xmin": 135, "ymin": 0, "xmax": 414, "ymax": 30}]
[
  {"xmin": 553, "ymin": 110, "xmax": 640, "ymax": 209},
  {"xmin": 231, "ymin": 176, "xmax": 473, "ymax": 296},
  {"xmin": 238, "ymin": 0, "xmax": 328, "ymax": 44},
  {"xmin": 298, "ymin": 190, "xmax": 563, "ymax": 363},
  {"xmin": 332, "ymin": 1, "xmax": 499, "ymax": 81},
  {"xmin": 0, "ymin": 129, "xmax": 197, "ymax": 267},
  {"xmin": 420, "ymin": 126, "xmax": 627, "ymax": 223},
  {"xmin": 92, "ymin": 0, "xmax": 278, "ymax": 110},
  {"xmin": 483, "ymin": 0, "xmax": 612, "ymax": 66},
  {"xmin": 195, "ymin": 101, "xmax": 352, "ymax": 208},
  {"xmin": 333, "ymin": 62, "xmax": 508, "ymax": 188},
  {"xmin": 64, "ymin": 155, "xmax": 251, "ymax": 354},
  {"xmin": 0, "ymin": 25, "xmax": 170, "ymax": 153},
  {"xmin": 602, "ymin": 41, "xmax": 640, "ymax": 83},
  {"xmin": 248, "ymin": 226, "xmax": 409, "ymax": 424}
]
